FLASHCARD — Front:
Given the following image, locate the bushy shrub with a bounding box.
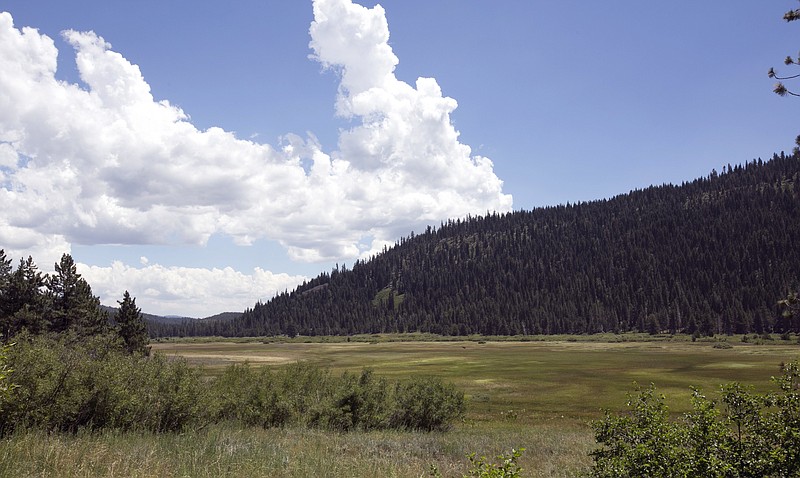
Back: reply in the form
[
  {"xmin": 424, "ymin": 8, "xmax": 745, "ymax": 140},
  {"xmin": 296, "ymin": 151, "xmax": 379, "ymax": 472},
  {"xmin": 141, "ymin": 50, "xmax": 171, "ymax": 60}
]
[
  {"xmin": 211, "ymin": 363, "xmax": 297, "ymax": 428},
  {"xmin": 312, "ymin": 368, "xmax": 391, "ymax": 431},
  {"xmin": 212, "ymin": 364, "xmax": 464, "ymax": 432},
  {"xmin": 464, "ymin": 448, "xmax": 525, "ymax": 478},
  {"xmin": 391, "ymin": 375, "xmax": 465, "ymax": 431},
  {"xmin": 2, "ymin": 335, "xmax": 466, "ymax": 435},
  {"xmin": 430, "ymin": 448, "xmax": 525, "ymax": 478},
  {"xmin": 0, "ymin": 342, "xmax": 17, "ymax": 410},
  {"xmin": 129, "ymin": 353, "xmax": 208, "ymax": 432},
  {"xmin": 0, "ymin": 333, "xmax": 206, "ymax": 434},
  {"xmin": 590, "ymin": 360, "xmax": 800, "ymax": 477}
]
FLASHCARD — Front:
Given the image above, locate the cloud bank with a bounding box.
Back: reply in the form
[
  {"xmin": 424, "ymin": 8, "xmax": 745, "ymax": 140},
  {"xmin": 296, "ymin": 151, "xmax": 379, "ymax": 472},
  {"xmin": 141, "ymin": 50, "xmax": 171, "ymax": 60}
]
[
  {"xmin": 78, "ymin": 261, "xmax": 306, "ymax": 318},
  {"xmin": 0, "ymin": 0, "xmax": 512, "ymax": 315}
]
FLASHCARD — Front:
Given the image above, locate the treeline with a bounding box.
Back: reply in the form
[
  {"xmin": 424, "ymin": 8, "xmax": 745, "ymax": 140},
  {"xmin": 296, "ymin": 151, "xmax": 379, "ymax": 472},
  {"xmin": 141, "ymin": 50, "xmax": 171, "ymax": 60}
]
[
  {"xmin": 151, "ymin": 153, "xmax": 800, "ymax": 338},
  {"xmin": 0, "ymin": 252, "xmax": 147, "ymax": 353}
]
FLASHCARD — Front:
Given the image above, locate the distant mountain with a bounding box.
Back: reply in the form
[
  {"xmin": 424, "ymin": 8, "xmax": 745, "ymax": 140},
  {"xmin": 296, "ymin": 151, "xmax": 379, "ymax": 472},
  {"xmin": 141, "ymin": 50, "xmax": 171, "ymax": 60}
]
[
  {"xmin": 143, "ymin": 314, "xmax": 195, "ymax": 325},
  {"xmin": 102, "ymin": 305, "xmax": 241, "ymax": 330},
  {"xmin": 148, "ymin": 153, "xmax": 800, "ymax": 338},
  {"xmin": 199, "ymin": 312, "xmax": 243, "ymax": 322}
]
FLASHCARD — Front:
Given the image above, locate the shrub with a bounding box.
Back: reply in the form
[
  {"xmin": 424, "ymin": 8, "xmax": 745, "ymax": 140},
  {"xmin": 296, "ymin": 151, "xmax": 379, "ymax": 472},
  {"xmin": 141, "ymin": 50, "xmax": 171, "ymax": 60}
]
[
  {"xmin": 430, "ymin": 448, "xmax": 525, "ymax": 478},
  {"xmin": 465, "ymin": 448, "xmax": 525, "ymax": 478},
  {"xmin": 391, "ymin": 375, "xmax": 465, "ymax": 431},
  {"xmin": 0, "ymin": 342, "xmax": 17, "ymax": 411},
  {"xmin": 590, "ymin": 360, "xmax": 800, "ymax": 477},
  {"xmin": 132, "ymin": 353, "xmax": 208, "ymax": 432},
  {"xmin": 211, "ymin": 363, "xmax": 465, "ymax": 432},
  {"xmin": 313, "ymin": 368, "xmax": 391, "ymax": 431},
  {"xmin": 0, "ymin": 333, "xmax": 206, "ymax": 434},
  {"xmin": 2, "ymin": 335, "xmax": 467, "ymax": 435},
  {"xmin": 211, "ymin": 363, "xmax": 293, "ymax": 428}
]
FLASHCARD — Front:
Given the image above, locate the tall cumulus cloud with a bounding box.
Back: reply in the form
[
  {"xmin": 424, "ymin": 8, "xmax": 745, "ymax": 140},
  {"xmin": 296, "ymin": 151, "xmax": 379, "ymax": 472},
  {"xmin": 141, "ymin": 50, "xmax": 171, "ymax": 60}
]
[{"xmin": 0, "ymin": 0, "xmax": 512, "ymax": 314}]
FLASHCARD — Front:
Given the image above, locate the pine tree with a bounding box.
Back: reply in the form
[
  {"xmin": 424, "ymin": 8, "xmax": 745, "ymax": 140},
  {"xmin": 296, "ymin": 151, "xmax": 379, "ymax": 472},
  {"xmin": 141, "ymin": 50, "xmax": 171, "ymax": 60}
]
[
  {"xmin": 45, "ymin": 254, "xmax": 108, "ymax": 336},
  {"xmin": 0, "ymin": 250, "xmax": 13, "ymax": 338},
  {"xmin": 0, "ymin": 250, "xmax": 11, "ymax": 292},
  {"xmin": 2, "ymin": 256, "xmax": 45, "ymax": 337},
  {"xmin": 768, "ymin": 1, "xmax": 800, "ymax": 152},
  {"xmin": 116, "ymin": 291, "xmax": 148, "ymax": 355}
]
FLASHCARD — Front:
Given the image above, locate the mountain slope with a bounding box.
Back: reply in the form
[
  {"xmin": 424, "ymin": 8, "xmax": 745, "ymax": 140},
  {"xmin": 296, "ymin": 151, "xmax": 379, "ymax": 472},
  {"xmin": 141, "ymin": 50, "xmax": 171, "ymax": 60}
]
[{"xmin": 151, "ymin": 153, "xmax": 800, "ymax": 338}]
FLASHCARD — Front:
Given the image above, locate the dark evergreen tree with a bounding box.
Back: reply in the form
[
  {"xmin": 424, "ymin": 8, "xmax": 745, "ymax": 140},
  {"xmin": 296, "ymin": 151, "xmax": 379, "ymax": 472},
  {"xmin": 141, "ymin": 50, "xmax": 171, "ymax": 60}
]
[
  {"xmin": 45, "ymin": 254, "xmax": 108, "ymax": 336},
  {"xmin": 1, "ymin": 256, "xmax": 45, "ymax": 338},
  {"xmin": 0, "ymin": 250, "xmax": 12, "ymax": 337},
  {"xmin": 116, "ymin": 291, "xmax": 149, "ymax": 355},
  {"xmin": 0, "ymin": 250, "xmax": 10, "ymax": 291}
]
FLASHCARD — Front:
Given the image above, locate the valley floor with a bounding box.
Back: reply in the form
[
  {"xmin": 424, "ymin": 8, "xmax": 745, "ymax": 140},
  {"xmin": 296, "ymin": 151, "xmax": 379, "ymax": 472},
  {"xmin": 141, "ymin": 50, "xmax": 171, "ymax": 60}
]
[{"xmin": 3, "ymin": 335, "xmax": 797, "ymax": 477}]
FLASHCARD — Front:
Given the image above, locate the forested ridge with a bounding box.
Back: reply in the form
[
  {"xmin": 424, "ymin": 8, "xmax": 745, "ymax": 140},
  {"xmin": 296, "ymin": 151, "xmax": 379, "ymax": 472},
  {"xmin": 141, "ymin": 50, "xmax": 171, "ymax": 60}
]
[{"xmin": 151, "ymin": 153, "xmax": 800, "ymax": 338}]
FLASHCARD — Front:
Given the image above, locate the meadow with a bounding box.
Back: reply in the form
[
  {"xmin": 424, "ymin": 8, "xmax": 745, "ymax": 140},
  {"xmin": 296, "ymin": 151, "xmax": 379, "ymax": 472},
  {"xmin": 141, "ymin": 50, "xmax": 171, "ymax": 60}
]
[
  {"xmin": 2, "ymin": 335, "xmax": 798, "ymax": 477},
  {"xmin": 150, "ymin": 335, "xmax": 800, "ymax": 420}
]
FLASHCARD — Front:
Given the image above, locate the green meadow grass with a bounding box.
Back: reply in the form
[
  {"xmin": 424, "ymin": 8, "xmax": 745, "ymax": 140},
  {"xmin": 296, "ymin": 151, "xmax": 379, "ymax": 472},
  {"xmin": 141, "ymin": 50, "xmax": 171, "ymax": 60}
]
[
  {"xmin": 151, "ymin": 337, "xmax": 800, "ymax": 421},
  {"xmin": 2, "ymin": 337, "xmax": 797, "ymax": 477}
]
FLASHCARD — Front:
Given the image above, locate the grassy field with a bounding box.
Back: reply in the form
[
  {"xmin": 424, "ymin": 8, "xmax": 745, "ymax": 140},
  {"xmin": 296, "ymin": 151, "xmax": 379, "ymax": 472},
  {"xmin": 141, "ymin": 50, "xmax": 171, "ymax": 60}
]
[
  {"xmin": 150, "ymin": 336, "xmax": 800, "ymax": 421},
  {"xmin": 0, "ymin": 423, "xmax": 592, "ymax": 477},
  {"xmin": 2, "ymin": 336, "xmax": 798, "ymax": 477}
]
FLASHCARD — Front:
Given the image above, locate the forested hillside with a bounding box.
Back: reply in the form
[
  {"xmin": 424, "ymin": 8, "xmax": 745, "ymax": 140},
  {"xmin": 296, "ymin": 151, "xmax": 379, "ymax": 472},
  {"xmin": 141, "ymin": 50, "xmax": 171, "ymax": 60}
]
[{"xmin": 150, "ymin": 153, "xmax": 800, "ymax": 338}]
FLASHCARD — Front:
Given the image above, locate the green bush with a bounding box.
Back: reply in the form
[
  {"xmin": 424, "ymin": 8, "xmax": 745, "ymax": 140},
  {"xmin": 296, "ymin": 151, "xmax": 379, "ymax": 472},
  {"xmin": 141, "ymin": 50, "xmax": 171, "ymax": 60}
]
[
  {"xmin": 464, "ymin": 448, "xmax": 525, "ymax": 477},
  {"xmin": 212, "ymin": 364, "xmax": 464, "ymax": 432},
  {"xmin": 2, "ymin": 334, "xmax": 466, "ymax": 435},
  {"xmin": 590, "ymin": 360, "xmax": 800, "ymax": 477},
  {"xmin": 211, "ymin": 363, "xmax": 295, "ymax": 428},
  {"xmin": 313, "ymin": 368, "xmax": 391, "ymax": 431},
  {"xmin": 0, "ymin": 333, "xmax": 206, "ymax": 434},
  {"xmin": 391, "ymin": 375, "xmax": 465, "ymax": 431},
  {"xmin": 0, "ymin": 342, "xmax": 17, "ymax": 411},
  {"xmin": 430, "ymin": 448, "xmax": 525, "ymax": 478}
]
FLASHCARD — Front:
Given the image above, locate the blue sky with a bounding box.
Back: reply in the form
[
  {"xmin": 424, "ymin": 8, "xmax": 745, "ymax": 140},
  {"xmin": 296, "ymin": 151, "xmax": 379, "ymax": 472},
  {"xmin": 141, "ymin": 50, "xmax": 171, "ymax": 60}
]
[{"xmin": 1, "ymin": 1, "xmax": 797, "ymax": 316}]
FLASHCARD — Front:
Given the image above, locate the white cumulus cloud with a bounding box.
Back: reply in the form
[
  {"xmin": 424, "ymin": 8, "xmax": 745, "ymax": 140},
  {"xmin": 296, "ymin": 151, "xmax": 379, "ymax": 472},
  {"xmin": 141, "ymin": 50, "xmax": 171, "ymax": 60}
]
[
  {"xmin": 78, "ymin": 262, "xmax": 307, "ymax": 318},
  {"xmin": 0, "ymin": 0, "xmax": 512, "ymax": 315}
]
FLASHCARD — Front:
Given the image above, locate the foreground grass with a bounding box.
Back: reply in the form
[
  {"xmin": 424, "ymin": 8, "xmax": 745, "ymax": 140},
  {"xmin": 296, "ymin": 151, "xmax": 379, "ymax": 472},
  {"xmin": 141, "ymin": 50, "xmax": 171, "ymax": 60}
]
[
  {"xmin": 0, "ymin": 422, "xmax": 593, "ymax": 478},
  {"xmin": 3, "ymin": 337, "xmax": 797, "ymax": 477}
]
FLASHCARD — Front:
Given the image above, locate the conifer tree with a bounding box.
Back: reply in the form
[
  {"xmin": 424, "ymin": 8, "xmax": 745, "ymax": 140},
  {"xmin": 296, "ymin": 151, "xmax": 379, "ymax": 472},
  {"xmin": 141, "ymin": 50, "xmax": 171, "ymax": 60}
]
[
  {"xmin": 768, "ymin": 1, "xmax": 800, "ymax": 152},
  {"xmin": 46, "ymin": 254, "xmax": 108, "ymax": 336},
  {"xmin": 0, "ymin": 250, "xmax": 10, "ymax": 291},
  {"xmin": 0, "ymin": 250, "xmax": 12, "ymax": 338},
  {"xmin": 116, "ymin": 291, "xmax": 148, "ymax": 355},
  {"xmin": 2, "ymin": 256, "xmax": 45, "ymax": 338}
]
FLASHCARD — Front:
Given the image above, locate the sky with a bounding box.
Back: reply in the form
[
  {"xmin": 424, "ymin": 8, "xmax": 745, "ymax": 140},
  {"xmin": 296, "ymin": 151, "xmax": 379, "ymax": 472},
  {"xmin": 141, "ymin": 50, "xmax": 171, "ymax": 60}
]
[{"xmin": 0, "ymin": 1, "xmax": 797, "ymax": 317}]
